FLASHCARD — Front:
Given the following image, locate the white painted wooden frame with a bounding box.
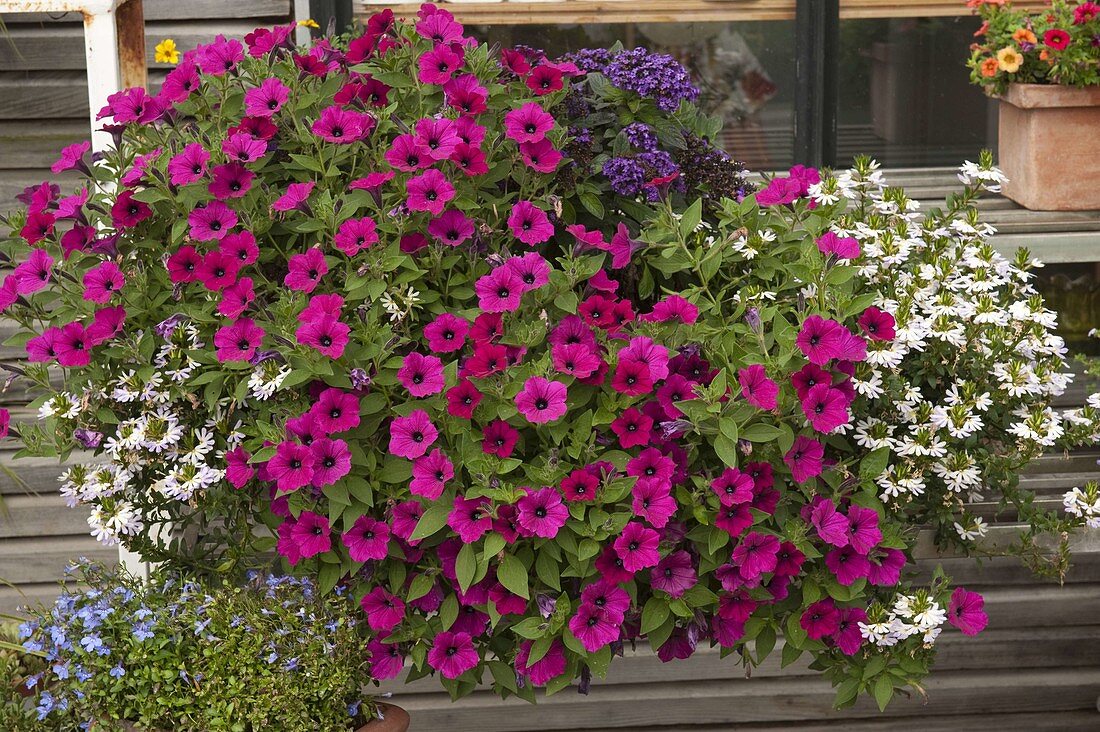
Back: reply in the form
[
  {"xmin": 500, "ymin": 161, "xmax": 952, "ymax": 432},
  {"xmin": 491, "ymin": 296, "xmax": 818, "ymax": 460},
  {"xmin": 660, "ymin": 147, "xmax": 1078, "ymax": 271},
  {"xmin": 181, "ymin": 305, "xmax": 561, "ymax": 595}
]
[{"xmin": 0, "ymin": 0, "xmax": 149, "ymax": 578}]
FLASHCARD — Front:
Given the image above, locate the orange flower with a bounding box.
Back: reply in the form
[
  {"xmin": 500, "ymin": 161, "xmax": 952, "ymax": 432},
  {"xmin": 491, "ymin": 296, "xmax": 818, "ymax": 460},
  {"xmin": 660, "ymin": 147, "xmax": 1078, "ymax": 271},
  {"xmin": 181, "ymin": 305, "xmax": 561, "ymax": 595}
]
[
  {"xmin": 1012, "ymin": 28, "xmax": 1037, "ymax": 45},
  {"xmin": 974, "ymin": 21, "xmax": 989, "ymax": 37},
  {"xmin": 980, "ymin": 57, "xmax": 1000, "ymax": 77},
  {"xmin": 1039, "ymin": 48, "xmax": 1054, "ymax": 64}
]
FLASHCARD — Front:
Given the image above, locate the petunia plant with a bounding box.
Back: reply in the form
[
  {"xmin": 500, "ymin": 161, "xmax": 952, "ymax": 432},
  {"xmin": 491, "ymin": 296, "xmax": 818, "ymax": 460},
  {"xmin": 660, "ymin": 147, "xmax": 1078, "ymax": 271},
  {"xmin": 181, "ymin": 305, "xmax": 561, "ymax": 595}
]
[{"xmin": 1, "ymin": 2, "xmax": 1095, "ymax": 715}]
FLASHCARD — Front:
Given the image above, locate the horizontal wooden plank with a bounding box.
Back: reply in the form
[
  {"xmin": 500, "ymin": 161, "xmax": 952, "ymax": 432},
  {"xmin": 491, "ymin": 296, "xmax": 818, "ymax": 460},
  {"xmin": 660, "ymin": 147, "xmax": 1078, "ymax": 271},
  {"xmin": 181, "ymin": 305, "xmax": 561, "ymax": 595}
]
[
  {"xmin": 0, "ymin": 20, "xmax": 270, "ymax": 72},
  {"xmin": 0, "ymin": 0, "xmax": 290, "ymax": 22},
  {"xmin": 0, "ymin": 493, "xmax": 92, "ymax": 538},
  {"xmin": 381, "ymin": 667, "xmax": 1100, "ymax": 729},
  {"xmin": 0, "ymin": 535, "xmax": 115, "ymax": 583}
]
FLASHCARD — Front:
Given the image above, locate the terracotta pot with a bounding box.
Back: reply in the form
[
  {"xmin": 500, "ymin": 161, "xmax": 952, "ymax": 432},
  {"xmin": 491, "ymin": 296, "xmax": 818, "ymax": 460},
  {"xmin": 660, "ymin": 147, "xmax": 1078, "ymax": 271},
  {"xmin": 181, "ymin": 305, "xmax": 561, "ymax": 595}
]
[
  {"xmin": 357, "ymin": 703, "xmax": 411, "ymax": 732},
  {"xmin": 997, "ymin": 83, "xmax": 1100, "ymax": 211}
]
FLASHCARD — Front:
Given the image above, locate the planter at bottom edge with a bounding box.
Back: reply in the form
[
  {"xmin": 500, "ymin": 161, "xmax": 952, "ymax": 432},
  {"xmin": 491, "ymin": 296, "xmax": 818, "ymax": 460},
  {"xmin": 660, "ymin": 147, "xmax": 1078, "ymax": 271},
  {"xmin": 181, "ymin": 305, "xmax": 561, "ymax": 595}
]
[
  {"xmin": 997, "ymin": 83, "xmax": 1100, "ymax": 211},
  {"xmin": 357, "ymin": 703, "xmax": 411, "ymax": 732}
]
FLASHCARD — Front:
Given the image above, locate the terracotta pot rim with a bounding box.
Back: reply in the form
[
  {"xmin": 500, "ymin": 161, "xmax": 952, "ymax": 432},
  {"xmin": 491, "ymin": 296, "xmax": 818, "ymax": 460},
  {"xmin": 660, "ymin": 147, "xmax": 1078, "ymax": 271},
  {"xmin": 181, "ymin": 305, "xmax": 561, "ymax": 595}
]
[{"xmin": 1001, "ymin": 82, "xmax": 1100, "ymax": 110}]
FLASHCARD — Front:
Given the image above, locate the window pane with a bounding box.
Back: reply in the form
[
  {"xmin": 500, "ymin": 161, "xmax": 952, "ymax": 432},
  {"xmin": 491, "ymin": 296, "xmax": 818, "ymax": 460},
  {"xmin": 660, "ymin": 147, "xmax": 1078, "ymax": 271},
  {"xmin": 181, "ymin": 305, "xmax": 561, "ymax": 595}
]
[
  {"xmin": 470, "ymin": 21, "xmax": 797, "ymax": 170},
  {"xmin": 838, "ymin": 16, "xmax": 994, "ymax": 167}
]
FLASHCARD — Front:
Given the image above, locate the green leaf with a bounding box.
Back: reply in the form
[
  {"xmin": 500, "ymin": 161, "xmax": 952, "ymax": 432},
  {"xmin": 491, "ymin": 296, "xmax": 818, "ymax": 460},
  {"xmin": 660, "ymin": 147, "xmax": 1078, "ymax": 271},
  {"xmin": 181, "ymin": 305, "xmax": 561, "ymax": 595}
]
[
  {"xmin": 714, "ymin": 434, "xmax": 739, "ymax": 468},
  {"xmin": 318, "ymin": 562, "xmax": 341, "ymax": 595},
  {"xmin": 741, "ymin": 423, "xmax": 783, "ymax": 442},
  {"xmin": 406, "ymin": 573, "xmax": 435, "ymax": 603},
  {"xmin": 456, "ymin": 543, "xmax": 477, "ymax": 593},
  {"xmin": 409, "ymin": 503, "xmax": 450, "ymax": 542},
  {"xmin": 754, "ymin": 625, "xmax": 776, "ymax": 663},
  {"xmin": 872, "ymin": 675, "xmax": 895, "ymax": 712},
  {"xmin": 780, "ymin": 641, "xmax": 803, "ymax": 668},
  {"xmin": 497, "ymin": 553, "xmax": 530, "ymax": 600},
  {"xmin": 860, "ymin": 446, "xmax": 891, "ymax": 480},
  {"xmin": 679, "ymin": 198, "xmax": 703, "ymax": 238},
  {"xmin": 641, "ymin": 597, "xmax": 670, "ymax": 634},
  {"xmin": 579, "ymin": 192, "xmax": 605, "ymax": 219}
]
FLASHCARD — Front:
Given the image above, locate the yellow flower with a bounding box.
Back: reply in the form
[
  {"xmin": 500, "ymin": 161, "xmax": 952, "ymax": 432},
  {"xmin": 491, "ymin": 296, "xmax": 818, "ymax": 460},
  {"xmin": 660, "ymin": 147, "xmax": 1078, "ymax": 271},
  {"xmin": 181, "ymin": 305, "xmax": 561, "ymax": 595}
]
[
  {"xmin": 996, "ymin": 46, "xmax": 1023, "ymax": 73},
  {"xmin": 297, "ymin": 18, "xmax": 320, "ymax": 28},
  {"xmin": 154, "ymin": 38, "xmax": 179, "ymax": 65}
]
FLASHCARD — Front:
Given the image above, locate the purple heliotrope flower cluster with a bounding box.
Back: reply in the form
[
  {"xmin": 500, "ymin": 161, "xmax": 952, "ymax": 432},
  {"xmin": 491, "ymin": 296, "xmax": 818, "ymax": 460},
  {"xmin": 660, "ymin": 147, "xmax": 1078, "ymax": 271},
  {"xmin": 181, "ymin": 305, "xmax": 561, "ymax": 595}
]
[{"xmin": 566, "ymin": 47, "xmax": 700, "ymax": 112}]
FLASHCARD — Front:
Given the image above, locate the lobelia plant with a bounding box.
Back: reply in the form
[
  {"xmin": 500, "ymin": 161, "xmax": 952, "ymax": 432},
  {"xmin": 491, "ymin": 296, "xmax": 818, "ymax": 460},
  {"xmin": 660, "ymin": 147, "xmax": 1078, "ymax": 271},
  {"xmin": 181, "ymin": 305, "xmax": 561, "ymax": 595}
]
[
  {"xmin": 1, "ymin": 1, "xmax": 1095, "ymax": 714},
  {"xmin": 967, "ymin": 0, "xmax": 1100, "ymax": 95},
  {"xmin": 15, "ymin": 562, "xmax": 375, "ymax": 730}
]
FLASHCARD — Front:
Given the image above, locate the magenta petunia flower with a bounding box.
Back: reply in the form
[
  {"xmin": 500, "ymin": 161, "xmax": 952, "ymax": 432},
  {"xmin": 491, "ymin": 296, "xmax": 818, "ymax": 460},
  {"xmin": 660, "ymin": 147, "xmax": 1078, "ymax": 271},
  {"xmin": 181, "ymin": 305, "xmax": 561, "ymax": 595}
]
[
  {"xmin": 208, "ymin": 163, "xmax": 255, "ymax": 200},
  {"xmin": 507, "ymin": 200, "xmax": 554, "ymax": 245},
  {"xmin": 801, "ymin": 383, "xmax": 851, "ymax": 433},
  {"xmin": 515, "ymin": 377, "xmax": 568, "ymax": 424},
  {"xmin": 385, "ymin": 134, "xmax": 432, "ymax": 172},
  {"xmin": 82, "ymin": 261, "xmax": 125, "ymax": 303},
  {"xmin": 288, "ymin": 508, "xmax": 330, "ymax": 559},
  {"xmin": 784, "ymin": 435, "xmax": 824, "ymax": 484},
  {"xmin": 519, "ymin": 138, "xmax": 562, "ymax": 173},
  {"xmin": 755, "ymin": 176, "xmax": 802, "ymax": 207},
  {"xmin": 825, "ymin": 545, "xmax": 870, "ymax": 586},
  {"xmin": 731, "ymin": 531, "xmax": 779, "ymax": 580},
  {"xmin": 845, "ymin": 505, "xmax": 883, "ymax": 554},
  {"xmin": 611, "ymin": 358, "xmax": 655, "ymax": 397},
  {"xmin": 551, "ymin": 343, "xmax": 601, "ymax": 379},
  {"xmin": 948, "ymin": 587, "xmax": 989, "ymax": 636},
  {"xmin": 517, "ymin": 486, "xmax": 569, "ymax": 538},
  {"xmin": 618, "ymin": 336, "xmax": 670, "ymax": 383},
  {"xmin": 406, "ymin": 168, "xmax": 455, "ymax": 215},
  {"xmin": 796, "ymin": 315, "xmax": 845, "ymax": 365},
  {"xmin": 218, "ymin": 277, "xmax": 255, "ymax": 319},
  {"xmin": 656, "ymin": 374, "xmax": 696, "ymax": 420},
  {"xmin": 284, "ymin": 248, "xmax": 328, "ymax": 293},
  {"xmin": 388, "ymin": 410, "xmax": 438, "ymax": 459},
  {"xmin": 649, "ymin": 549, "xmax": 697, "ymax": 598},
  {"xmin": 809, "ymin": 498, "xmax": 849, "ymax": 547},
  {"xmin": 267, "ymin": 440, "xmax": 316, "ymax": 493},
  {"xmin": 816, "ymin": 231, "xmax": 861, "ymax": 259},
  {"xmin": 800, "ymin": 599, "xmax": 841, "ymax": 640},
  {"xmin": 195, "ymin": 250, "xmax": 241, "ymax": 292},
  {"xmin": 222, "ymin": 132, "xmax": 268, "ymax": 164},
  {"xmin": 367, "ymin": 639, "xmax": 405, "ymax": 681},
  {"xmin": 608, "ymin": 223, "xmax": 644, "ymax": 269},
  {"xmin": 834, "ymin": 606, "xmax": 867, "ymax": 655},
  {"xmin": 244, "ymin": 77, "xmax": 290, "ymax": 117},
  {"xmin": 187, "ymin": 201, "xmax": 237, "ymax": 242},
  {"xmin": 580, "ymin": 580, "xmax": 630, "ymax": 621},
  {"xmin": 418, "ymin": 45, "xmax": 464, "ymax": 85},
  {"xmin": 86, "ymin": 306, "xmax": 126, "ymax": 345},
  {"xmin": 167, "ymin": 143, "xmax": 210, "ymax": 186},
  {"xmin": 482, "ymin": 419, "xmax": 519, "ymax": 458},
  {"xmin": 449, "ymin": 142, "xmax": 489, "ymax": 176},
  {"xmin": 610, "ymin": 407, "xmax": 653, "ymax": 449},
  {"xmin": 867, "ymin": 547, "xmax": 906, "ymax": 586},
  {"xmin": 424, "ymin": 313, "xmax": 469, "ymax": 353},
  {"xmin": 286, "ymin": 412, "xmax": 324, "ymax": 446},
  {"xmin": 343, "ymin": 516, "xmax": 391, "ymax": 563},
  {"xmin": 515, "ymin": 639, "xmax": 566, "ymax": 686},
  {"xmin": 503, "ymin": 102, "xmax": 554, "ymax": 144},
  {"xmin": 272, "ymin": 181, "xmax": 315, "ymax": 213},
  {"xmin": 360, "ymin": 586, "xmax": 405, "ymax": 632},
  {"xmin": 711, "ymin": 467, "xmax": 754, "ymax": 507},
  {"xmin": 111, "ymin": 190, "xmax": 153, "ymax": 229},
  {"xmin": 641, "ymin": 294, "xmax": 699, "ymax": 325},
  {"xmin": 51, "ymin": 141, "xmax": 91, "ymax": 175},
  {"xmin": 448, "ymin": 496, "xmax": 492, "ymax": 544},
  {"xmin": 527, "ymin": 64, "xmax": 565, "ymax": 95},
  {"xmin": 738, "ymin": 364, "xmax": 779, "ymax": 410},
  {"xmin": 224, "ymin": 447, "xmax": 254, "ymax": 489},
  {"xmin": 334, "ymin": 216, "xmax": 379, "ymax": 256},
  {"xmin": 309, "ymin": 437, "xmax": 352, "ymax": 487},
  {"xmin": 311, "ymin": 105, "xmax": 375, "ymax": 144},
  {"xmin": 53, "ymin": 322, "xmax": 91, "ymax": 367},
  {"xmin": 445, "ymin": 74, "xmax": 488, "ymax": 116},
  {"xmin": 25, "ymin": 328, "xmax": 60, "ymax": 363},
  {"xmin": 196, "ymin": 35, "xmax": 244, "ymax": 76},
  {"xmin": 568, "ymin": 604, "xmax": 620, "ymax": 653},
  {"xmin": 414, "ymin": 117, "xmax": 460, "ymax": 160},
  {"xmin": 857, "ymin": 306, "xmax": 896, "ymax": 342},
  {"xmin": 410, "ymin": 448, "xmax": 454, "ymax": 499},
  {"xmin": 398, "ymin": 352, "xmax": 446, "ymax": 397},
  {"xmin": 790, "ymin": 363, "xmax": 832, "ymax": 401},
  {"xmin": 475, "ymin": 267, "xmax": 524, "ymax": 313},
  {"xmin": 427, "ymin": 631, "xmax": 478, "ymax": 679},
  {"xmin": 506, "ymin": 253, "xmax": 551, "ymax": 292},
  {"xmin": 390, "ymin": 500, "xmax": 425, "ymax": 544},
  {"xmin": 310, "ymin": 387, "xmax": 361, "ymax": 434},
  {"xmin": 560, "ymin": 468, "xmax": 599, "ymax": 502},
  {"xmin": 427, "ymin": 209, "xmax": 474, "ymax": 246},
  {"xmin": 614, "ymin": 521, "xmax": 661, "ymax": 572},
  {"xmin": 446, "ymin": 379, "xmax": 483, "ymax": 418},
  {"xmin": 298, "ymin": 293, "xmax": 344, "ymax": 323},
  {"xmin": 213, "ymin": 317, "xmax": 264, "ymax": 362},
  {"xmin": 295, "ymin": 315, "xmax": 350, "ymax": 359}
]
